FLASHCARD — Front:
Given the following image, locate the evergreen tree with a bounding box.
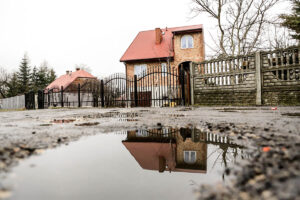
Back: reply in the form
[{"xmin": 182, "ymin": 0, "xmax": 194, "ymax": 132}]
[
  {"xmin": 30, "ymin": 66, "xmax": 39, "ymax": 92},
  {"xmin": 17, "ymin": 54, "xmax": 31, "ymax": 94},
  {"xmin": 7, "ymin": 73, "xmax": 19, "ymax": 97},
  {"xmin": 280, "ymin": 0, "xmax": 300, "ymax": 41},
  {"xmin": 37, "ymin": 66, "xmax": 48, "ymax": 89},
  {"xmin": 47, "ymin": 68, "xmax": 56, "ymax": 84}
]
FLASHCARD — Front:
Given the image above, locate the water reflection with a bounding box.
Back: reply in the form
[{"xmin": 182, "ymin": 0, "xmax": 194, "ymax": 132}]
[{"xmin": 122, "ymin": 127, "xmax": 244, "ymax": 176}]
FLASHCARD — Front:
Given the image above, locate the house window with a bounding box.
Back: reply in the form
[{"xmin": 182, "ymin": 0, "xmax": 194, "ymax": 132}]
[
  {"xmin": 134, "ymin": 64, "xmax": 147, "ymax": 76},
  {"xmin": 136, "ymin": 129, "xmax": 149, "ymax": 137},
  {"xmin": 161, "ymin": 63, "xmax": 167, "ymax": 76},
  {"xmin": 181, "ymin": 35, "xmax": 194, "ymax": 49},
  {"xmin": 184, "ymin": 151, "xmax": 196, "ymax": 164}
]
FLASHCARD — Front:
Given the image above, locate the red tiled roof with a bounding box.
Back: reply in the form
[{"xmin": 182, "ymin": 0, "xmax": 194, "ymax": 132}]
[
  {"xmin": 45, "ymin": 69, "xmax": 96, "ymax": 90},
  {"xmin": 120, "ymin": 24, "xmax": 203, "ymax": 62},
  {"xmin": 122, "ymin": 142, "xmax": 176, "ymax": 171},
  {"xmin": 122, "ymin": 141, "xmax": 206, "ymax": 173}
]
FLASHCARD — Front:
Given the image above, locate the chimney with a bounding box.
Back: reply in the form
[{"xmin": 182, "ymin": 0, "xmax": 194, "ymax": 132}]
[
  {"xmin": 76, "ymin": 67, "xmax": 80, "ymax": 71},
  {"xmin": 66, "ymin": 70, "xmax": 69, "ymax": 75},
  {"xmin": 155, "ymin": 28, "xmax": 162, "ymax": 44}
]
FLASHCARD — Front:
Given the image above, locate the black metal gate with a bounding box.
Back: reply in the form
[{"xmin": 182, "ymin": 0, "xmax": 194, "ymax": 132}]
[
  {"xmin": 101, "ymin": 66, "xmax": 184, "ymax": 107},
  {"xmin": 38, "ymin": 90, "xmax": 44, "ymax": 109},
  {"xmin": 25, "ymin": 91, "xmax": 35, "ymax": 109}
]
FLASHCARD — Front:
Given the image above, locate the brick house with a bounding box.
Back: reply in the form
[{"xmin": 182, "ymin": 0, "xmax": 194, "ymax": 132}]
[
  {"xmin": 120, "ymin": 24, "xmax": 205, "ymax": 104},
  {"xmin": 122, "ymin": 128, "xmax": 207, "ymax": 173},
  {"xmin": 45, "ymin": 68, "xmax": 98, "ymax": 107}
]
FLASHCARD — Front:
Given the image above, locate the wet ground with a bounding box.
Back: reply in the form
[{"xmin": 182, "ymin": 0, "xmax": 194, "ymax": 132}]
[{"xmin": 0, "ymin": 107, "xmax": 299, "ymax": 200}]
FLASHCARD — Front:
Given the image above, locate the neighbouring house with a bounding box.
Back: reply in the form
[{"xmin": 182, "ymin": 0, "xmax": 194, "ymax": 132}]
[
  {"xmin": 122, "ymin": 128, "xmax": 207, "ymax": 173},
  {"xmin": 45, "ymin": 68, "xmax": 98, "ymax": 107},
  {"xmin": 120, "ymin": 24, "xmax": 205, "ymax": 105}
]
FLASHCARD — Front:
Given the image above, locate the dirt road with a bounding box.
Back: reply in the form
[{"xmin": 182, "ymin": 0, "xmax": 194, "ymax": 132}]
[{"xmin": 0, "ymin": 106, "xmax": 299, "ymax": 199}]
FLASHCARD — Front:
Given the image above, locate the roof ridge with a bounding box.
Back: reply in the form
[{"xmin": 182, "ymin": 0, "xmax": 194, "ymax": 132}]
[{"xmin": 137, "ymin": 24, "xmax": 203, "ymax": 32}]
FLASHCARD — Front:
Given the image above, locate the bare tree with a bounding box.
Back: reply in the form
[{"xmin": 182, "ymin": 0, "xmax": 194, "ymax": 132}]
[
  {"xmin": 191, "ymin": 0, "xmax": 283, "ymax": 57},
  {"xmin": 267, "ymin": 22, "xmax": 297, "ymax": 50},
  {"xmin": 0, "ymin": 67, "xmax": 9, "ymax": 98}
]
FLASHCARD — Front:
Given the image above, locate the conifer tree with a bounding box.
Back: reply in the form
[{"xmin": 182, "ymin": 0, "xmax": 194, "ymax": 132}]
[
  {"xmin": 7, "ymin": 73, "xmax": 19, "ymax": 97},
  {"xmin": 17, "ymin": 54, "xmax": 31, "ymax": 94},
  {"xmin": 37, "ymin": 66, "xmax": 48, "ymax": 89},
  {"xmin": 280, "ymin": 0, "xmax": 300, "ymax": 41},
  {"xmin": 47, "ymin": 68, "xmax": 56, "ymax": 84},
  {"xmin": 30, "ymin": 66, "xmax": 39, "ymax": 92}
]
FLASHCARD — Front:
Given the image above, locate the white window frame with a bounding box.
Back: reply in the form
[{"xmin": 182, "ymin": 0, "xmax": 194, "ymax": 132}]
[
  {"xmin": 181, "ymin": 35, "xmax": 194, "ymax": 49},
  {"xmin": 134, "ymin": 64, "xmax": 147, "ymax": 76},
  {"xmin": 136, "ymin": 129, "xmax": 149, "ymax": 137},
  {"xmin": 161, "ymin": 63, "xmax": 167, "ymax": 77},
  {"xmin": 183, "ymin": 151, "xmax": 197, "ymax": 164}
]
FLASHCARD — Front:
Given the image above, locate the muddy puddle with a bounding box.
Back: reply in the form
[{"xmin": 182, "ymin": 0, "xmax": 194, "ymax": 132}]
[{"xmin": 2, "ymin": 127, "xmax": 246, "ymax": 200}]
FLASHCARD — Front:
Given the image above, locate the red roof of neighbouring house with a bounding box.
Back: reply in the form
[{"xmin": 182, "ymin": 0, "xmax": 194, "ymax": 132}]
[
  {"xmin": 120, "ymin": 24, "xmax": 203, "ymax": 62},
  {"xmin": 122, "ymin": 142, "xmax": 176, "ymax": 171},
  {"xmin": 45, "ymin": 69, "xmax": 96, "ymax": 91}
]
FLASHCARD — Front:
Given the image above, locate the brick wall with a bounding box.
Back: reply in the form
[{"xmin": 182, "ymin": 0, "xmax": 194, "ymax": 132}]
[{"xmin": 173, "ymin": 32, "xmax": 205, "ymax": 67}]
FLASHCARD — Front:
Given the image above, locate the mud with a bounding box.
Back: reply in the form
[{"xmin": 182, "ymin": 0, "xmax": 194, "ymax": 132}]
[{"xmin": 0, "ymin": 106, "xmax": 299, "ymax": 200}]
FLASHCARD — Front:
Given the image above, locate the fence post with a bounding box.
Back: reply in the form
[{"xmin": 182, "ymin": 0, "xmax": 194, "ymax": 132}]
[
  {"xmin": 100, "ymin": 80, "xmax": 104, "ymax": 107},
  {"xmin": 48, "ymin": 89, "xmax": 50, "ymax": 107},
  {"xmin": 134, "ymin": 75, "xmax": 138, "ymax": 107},
  {"xmin": 189, "ymin": 62, "xmax": 194, "ymax": 105},
  {"xmin": 180, "ymin": 65, "xmax": 185, "ymax": 106},
  {"xmin": 255, "ymin": 52, "xmax": 262, "ymax": 106},
  {"xmin": 78, "ymin": 84, "xmax": 81, "ymax": 107},
  {"xmin": 61, "ymin": 86, "xmax": 64, "ymax": 107}
]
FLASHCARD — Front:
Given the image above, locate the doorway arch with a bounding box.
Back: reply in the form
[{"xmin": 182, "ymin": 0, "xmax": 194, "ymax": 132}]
[{"xmin": 178, "ymin": 61, "xmax": 191, "ymax": 105}]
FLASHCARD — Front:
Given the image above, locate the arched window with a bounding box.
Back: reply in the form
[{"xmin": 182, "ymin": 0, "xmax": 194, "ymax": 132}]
[{"xmin": 181, "ymin": 35, "xmax": 194, "ymax": 49}]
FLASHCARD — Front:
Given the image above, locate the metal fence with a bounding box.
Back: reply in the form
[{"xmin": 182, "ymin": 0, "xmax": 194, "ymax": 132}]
[{"xmin": 38, "ymin": 66, "xmax": 185, "ymax": 109}]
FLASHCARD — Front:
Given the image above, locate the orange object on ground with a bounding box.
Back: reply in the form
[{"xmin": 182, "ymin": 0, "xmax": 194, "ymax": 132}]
[{"xmin": 262, "ymin": 147, "xmax": 271, "ymax": 152}]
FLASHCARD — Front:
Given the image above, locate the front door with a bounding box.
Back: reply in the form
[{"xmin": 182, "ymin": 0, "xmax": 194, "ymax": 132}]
[{"xmin": 179, "ymin": 62, "xmax": 191, "ymax": 105}]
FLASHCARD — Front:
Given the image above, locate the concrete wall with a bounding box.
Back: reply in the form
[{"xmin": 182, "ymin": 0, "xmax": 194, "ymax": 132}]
[
  {"xmin": 192, "ymin": 46, "xmax": 300, "ymax": 106},
  {"xmin": 0, "ymin": 95, "xmax": 25, "ymax": 109},
  {"xmin": 261, "ymin": 50, "xmax": 300, "ymax": 105}
]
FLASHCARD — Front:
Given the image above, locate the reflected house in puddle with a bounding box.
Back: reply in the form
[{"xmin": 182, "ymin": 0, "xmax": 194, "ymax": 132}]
[{"xmin": 122, "ymin": 128, "xmax": 208, "ymax": 173}]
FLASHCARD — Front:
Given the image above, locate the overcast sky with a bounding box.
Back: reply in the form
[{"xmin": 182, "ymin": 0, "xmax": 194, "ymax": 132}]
[{"xmin": 0, "ymin": 0, "xmax": 290, "ymax": 78}]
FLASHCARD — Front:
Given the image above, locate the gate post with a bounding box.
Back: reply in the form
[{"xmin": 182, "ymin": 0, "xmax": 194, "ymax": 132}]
[
  {"xmin": 38, "ymin": 90, "xmax": 44, "ymax": 109},
  {"xmin": 134, "ymin": 75, "xmax": 138, "ymax": 107},
  {"xmin": 180, "ymin": 66, "xmax": 185, "ymax": 106},
  {"xmin": 61, "ymin": 86, "xmax": 64, "ymax": 107},
  {"xmin": 100, "ymin": 80, "xmax": 104, "ymax": 107},
  {"xmin": 48, "ymin": 89, "xmax": 50, "ymax": 107},
  {"xmin": 189, "ymin": 62, "xmax": 195, "ymax": 105},
  {"xmin": 255, "ymin": 52, "xmax": 262, "ymax": 106},
  {"xmin": 32, "ymin": 91, "xmax": 36, "ymax": 109},
  {"xmin": 78, "ymin": 84, "xmax": 81, "ymax": 107}
]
